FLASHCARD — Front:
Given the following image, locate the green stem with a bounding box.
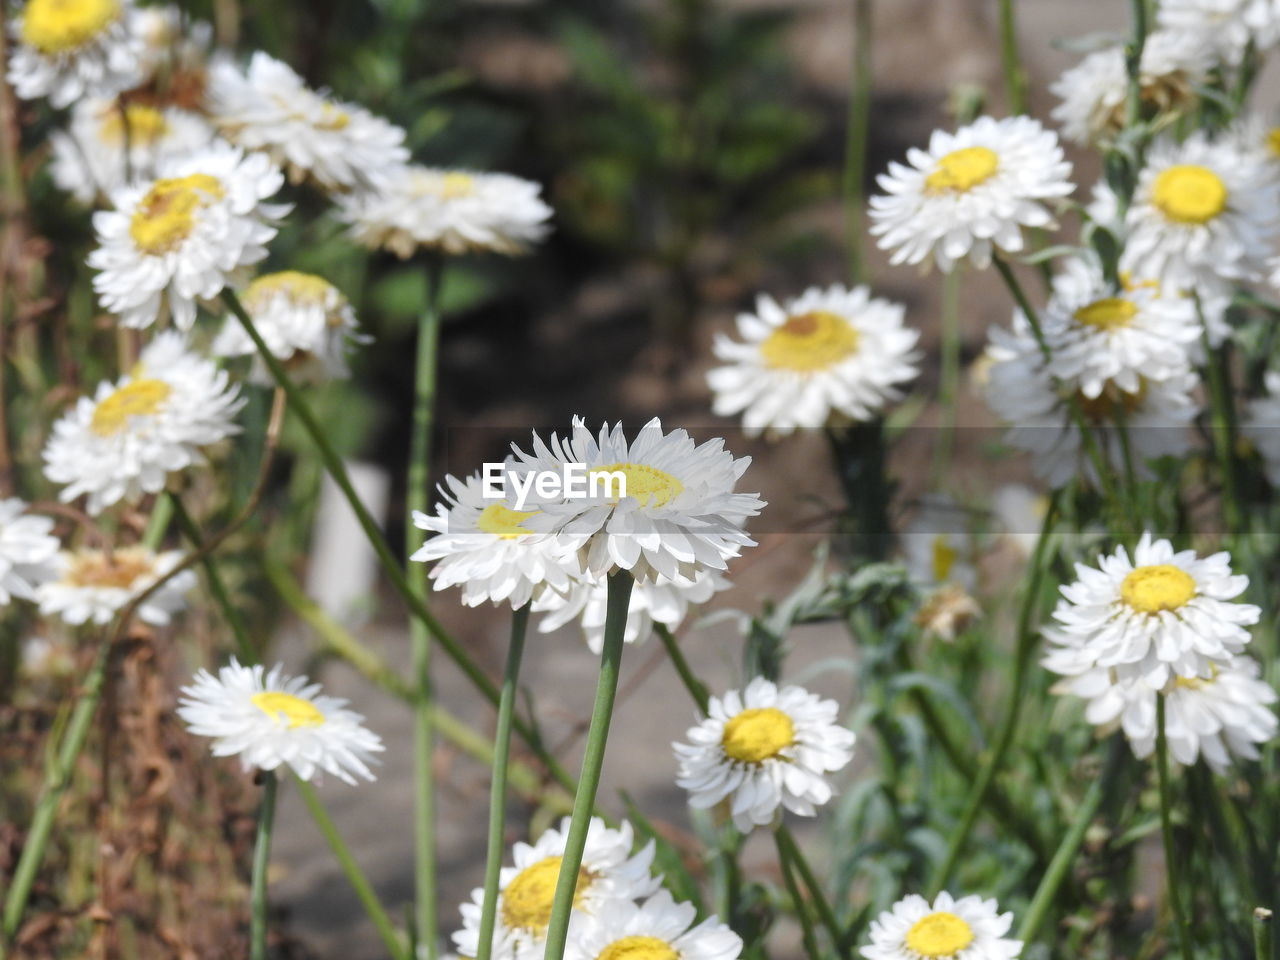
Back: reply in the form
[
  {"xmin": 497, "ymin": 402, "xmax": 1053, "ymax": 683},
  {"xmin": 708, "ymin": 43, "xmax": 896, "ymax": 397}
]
[
  {"xmin": 1255, "ymin": 908, "xmax": 1273, "ymax": 960},
  {"xmin": 476, "ymin": 604, "xmax": 531, "ymax": 960},
  {"xmin": 541, "ymin": 571, "xmax": 635, "ymax": 960},
  {"xmin": 407, "ymin": 254, "xmax": 445, "ymax": 957},
  {"xmin": 997, "ymin": 0, "xmax": 1027, "ymax": 114},
  {"xmin": 294, "ymin": 778, "xmax": 409, "ymax": 960},
  {"xmin": 1199, "ymin": 316, "xmax": 1243, "ymax": 531},
  {"xmin": 843, "ymin": 0, "xmax": 873, "ymax": 284},
  {"xmin": 775, "ymin": 828, "xmax": 823, "ymax": 960},
  {"xmin": 1, "ymin": 639, "xmax": 112, "ymax": 940},
  {"xmin": 930, "ymin": 492, "xmax": 1058, "ymax": 893},
  {"xmin": 775, "ymin": 826, "xmax": 843, "ymax": 952},
  {"xmin": 655, "ymin": 624, "xmax": 710, "ymax": 715},
  {"xmin": 169, "ymin": 494, "xmax": 256, "ymax": 663},
  {"xmin": 930, "ymin": 268, "xmax": 962, "ymax": 486},
  {"xmin": 1157, "ymin": 696, "xmax": 1195, "ymax": 960},
  {"xmin": 250, "ymin": 771, "xmax": 278, "ymax": 960}
]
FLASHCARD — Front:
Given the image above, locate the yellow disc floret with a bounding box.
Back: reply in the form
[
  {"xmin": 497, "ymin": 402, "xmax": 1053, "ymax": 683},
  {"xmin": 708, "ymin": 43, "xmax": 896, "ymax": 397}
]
[
  {"xmin": 21, "ymin": 0, "xmax": 121, "ymax": 54},
  {"xmin": 721, "ymin": 707, "xmax": 795, "ymax": 764},
  {"xmin": 904, "ymin": 911, "xmax": 976, "ymax": 957},
  {"xmin": 91, "ymin": 379, "xmax": 173, "ymax": 436},
  {"xmin": 64, "ymin": 547, "xmax": 155, "ymax": 589},
  {"xmin": 129, "ymin": 173, "xmax": 225, "ymax": 255},
  {"xmin": 243, "ymin": 271, "xmax": 335, "ymax": 309},
  {"xmin": 589, "ymin": 463, "xmax": 684, "ymax": 507},
  {"xmin": 500, "ymin": 856, "xmax": 591, "ymax": 935},
  {"xmin": 1074, "ymin": 297, "xmax": 1139, "ymax": 331},
  {"xmin": 1121, "ymin": 564, "xmax": 1196, "ymax": 614},
  {"xmin": 760, "ymin": 311, "xmax": 860, "ymax": 373},
  {"xmin": 925, "ymin": 146, "xmax": 999, "ymax": 193},
  {"xmin": 251, "ymin": 691, "xmax": 326, "ymax": 728},
  {"xmin": 1152, "ymin": 165, "xmax": 1228, "ymax": 225},
  {"xmin": 100, "ymin": 104, "xmax": 170, "ymax": 147},
  {"xmin": 596, "ymin": 936, "xmax": 680, "ymax": 960},
  {"xmin": 1267, "ymin": 128, "xmax": 1280, "ymax": 160},
  {"xmin": 476, "ymin": 503, "xmax": 537, "ymax": 539},
  {"xmin": 932, "ymin": 536, "xmax": 957, "ymax": 584}
]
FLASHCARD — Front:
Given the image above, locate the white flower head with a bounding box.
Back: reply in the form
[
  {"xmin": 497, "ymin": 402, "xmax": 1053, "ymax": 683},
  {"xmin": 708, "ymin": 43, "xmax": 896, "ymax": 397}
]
[
  {"xmin": 860, "ymin": 891, "xmax": 1022, "ymax": 960},
  {"xmin": 509, "ymin": 418, "xmax": 764, "ymax": 584},
  {"xmin": 88, "ymin": 141, "xmax": 288, "ymax": 330},
  {"xmin": 130, "ymin": 3, "xmax": 214, "ymax": 91},
  {"xmin": 565, "ymin": 891, "xmax": 743, "ymax": 960},
  {"xmin": 902, "ymin": 494, "xmax": 976, "ymax": 591},
  {"xmin": 1050, "ymin": 31, "xmax": 1210, "ymax": 146},
  {"xmin": 337, "ymin": 164, "xmax": 552, "ymax": 257},
  {"xmin": 178, "ymin": 658, "xmax": 384, "ymax": 784},
  {"xmin": 411, "ymin": 471, "xmax": 580, "ymax": 609},
  {"xmin": 1120, "ymin": 133, "xmax": 1280, "ymax": 292},
  {"xmin": 42, "ymin": 331, "xmax": 244, "ymax": 515},
  {"xmin": 534, "ymin": 569, "xmax": 729, "ymax": 654},
  {"xmin": 7, "ymin": 0, "xmax": 142, "ymax": 108},
  {"xmin": 213, "ymin": 271, "xmax": 367, "ymax": 384},
  {"xmin": 452, "ymin": 817, "xmax": 660, "ymax": 960},
  {"xmin": 707, "ymin": 284, "xmax": 920, "ymax": 437},
  {"xmin": 983, "ymin": 319, "xmax": 1198, "ymax": 488},
  {"xmin": 208, "ymin": 52, "xmax": 409, "ymax": 192},
  {"xmin": 673, "ymin": 676, "xmax": 855, "ymax": 832},
  {"xmin": 1042, "ymin": 533, "xmax": 1260, "ymax": 690},
  {"xmin": 870, "ymin": 115, "xmax": 1073, "ymax": 272},
  {"xmin": 50, "ymin": 98, "xmax": 216, "ymax": 206},
  {"xmin": 0, "ymin": 499, "xmax": 59, "ymax": 606},
  {"xmin": 1244, "ymin": 370, "xmax": 1280, "ymax": 485},
  {"xmin": 36, "ymin": 545, "xmax": 194, "ymax": 626},
  {"xmin": 1158, "ymin": 0, "xmax": 1280, "ymax": 65}
]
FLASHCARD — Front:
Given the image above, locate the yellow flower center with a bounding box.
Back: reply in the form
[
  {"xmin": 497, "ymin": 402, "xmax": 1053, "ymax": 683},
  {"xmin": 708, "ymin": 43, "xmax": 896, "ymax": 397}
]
[
  {"xmin": 1152, "ymin": 164, "xmax": 1228, "ymax": 225},
  {"xmin": 1119, "ymin": 272, "xmax": 1162, "ymax": 294},
  {"xmin": 129, "ymin": 174, "xmax": 225, "ymax": 255},
  {"xmin": 413, "ymin": 171, "xmax": 476, "ymax": 200},
  {"xmin": 475, "ymin": 503, "xmax": 537, "ymax": 539},
  {"xmin": 500, "ymin": 856, "xmax": 591, "ymax": 935},
  {"xmin": 925, "ymin": 146, "xmax": 999, "ymax": 193},
  {"xmin": 589, "ymin": 463, "xmax": 684, "ymax": 507},
  {"xmin": 99, "ymin": 104, "xmax": 170, "ymax": 147},
  {"xmin": 21, "ymin": 0, "xmax": 120, "ymax": 54},
  {"xmin": 316, "ymin": 102, "xmax": 350, "ymax": 130},
  {"xmin": 904, "ymin": 911, "xmax": 975, "ymax": 957},
  {"xmin": 760, "ymin": 310, "xmax": 860, "ymax": 372},
  {"xmin": 721, "ymin": 707, "xmax": 795, "ymax": 764},
  {"xmin": 1267, "ymin": 127, "xmax": 1280, "ymax": 160},
  {"xmin": 1074, "ymin": 297, "xmax": 1139, "ymax": 331},
  {"xmin": 1121, "ymin": 564, "xmax": 1196, "ymax": 614},
  {"xmin": 596, "ymin": 936, "xmax": 679, "ymax": 960},
  {"xmin": 65, "ymin": 548, "xmax": 154, "ymax": 589},
  {"xmin": 90, "ymin": 378, "xmax": 172, "ymax": 436},
  {"xmin": 251, "ymin": 691, "xmax": 326, "ymax": 728},
  {"xmin": 243, "ymin": 271, "xmax": 334, "ymax": 309},
  {"xmin": 932, "ymin": 536, "xmax": 957, "ymax": 583}
]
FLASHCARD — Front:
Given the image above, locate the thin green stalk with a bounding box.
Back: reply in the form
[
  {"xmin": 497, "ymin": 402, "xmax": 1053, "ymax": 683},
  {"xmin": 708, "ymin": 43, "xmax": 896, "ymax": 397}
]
[
  {"xmin": 1199, "ymin": 316, "xmax": 1243, "ymax": 531},
  {"xmin": 1123, "ymin": 0, "xmax": 1149, "ymax": 130},
  {"xmin": 1157, "ymin": 696, "xmax": 1195, "ymax": 960},
  {"xmin": 930, "ymin": 268, "xmax": 962, "ymax": 485},
  {"xmin": 996, "ymin": 0, "xmax": 1027, "ymax": 114},
  {"xmin": 407, "ymin": 254, "xmax": 445, "ymax": 957},
  {"xmin": 475, "ymin": 604, "xmax": 530, "ymax": 960},
  {"xmin": 930, "ymin": 493, "xmax": 1058, "ymax": 893},
  {"xmin": 294, "ymin": 778, "xmax": 409, "ymax": 960},
  {"xmin": 1255, "ymin": 908, "xmax": 1273, "ymax": 960},
  {"xmin": 169, "ymin": 494, "xmax": 256, "ymax": 663},
  {"xmin": 655, "ymin": 623, "xmax": 710, "ymax": 715},
  {"xmin": 843, "ymin": 0, "xmax": 872, "ymax": 284},
  {"xmin": 775, "ymin": 829, "xmax": 823, "ymax": 960},
  {"xmin": 776, "ymin": 826, "xmax": 843, "ymax": 953},
  {"xmin": 541, "ymin": 571, "xmax": 635, "ymax": 960},
  {"xmin": 250, "ymin": 771, "xmax": 278, "ymax": 960}
]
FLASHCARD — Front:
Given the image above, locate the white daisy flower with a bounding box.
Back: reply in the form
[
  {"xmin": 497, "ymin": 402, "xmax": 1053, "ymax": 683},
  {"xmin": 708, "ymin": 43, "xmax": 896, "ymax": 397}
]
[
  {"xmin": 177, "ymin": 658, "xmax": 384, "ymax": 785},
  {"xmin": 509, "ymin": 418, "xmax": 764, "ymax": 584},
  {"xmin": 673, "ymin": 676, "xmax": 855, "ymax": 832},
  {"xmin": 902, "ymin": 495, "xmax": 977, "ymax": 591},
  {"xmin": 131, "ymin": 3, "xmax": 212, "ymax": 87},
  {"xmin": 983, "ymin": 319, "xmax": 1198, "ymax": 488},
  {"xmin": 6, "ymin": 0, "xmax": 142, "ymax": 108},
  {"xmin": 533, "ymin": 569, "xmax": 729, "ymax": 654},
  {"xmin": 860, "ymin": 891, "xmax": 1022, "ymax": 960},
  {"xmin": 1040, "ymin": 255, "xmax": 1199, "ymax": 399},
  {"xmin": 1051, "ymin": 30, "xmax": 1210, "ymax": 146},
  {"xmin": 212, "ymin": 271, "xmax": 367, "ymax": 384},
  {"xmin": 914, "ymin": 584, "xmax": 983, "ymax": 643},
  {"xmin": 337, "ymin": 164, "xmax": 552, "ymax": 257},
  {"xmin": 991, "ymin": 484, "xmax": 1050, "ymax": 558},
  {"xmin": 42, "ymin": 331, "xmax": 244, "ymax": 515},
  {"xmin": 1224, "ymin": 111, "xmax": 1280, "ymax": 168},
  {"xmin": 410, "ymin": 471, "xmax": 580, "ymax": 609},
  {"xmin": 0, "ymin": 498, "xmax": 59, "ymax": 606},
  {"xmin": 35, "ymin": 545, "xmax": 194, "ymax": 626},
  {"xmin": 49, "ymin": 98, "xmax": 215, "ymax": 206},
  {"xmin": 869, "ymin": 115, "xmax": 1073, "ymax": 272},
  {"xmin": 1243, "ymin": 370, "xmax": 1280, "ymax": 485},
  {"xmin": 1042, "ymin": 532, "xmax": 1260, "ymax": 690},
  {"xmin": 88, "ymin": 141, "xmax": 288, "ymax": 330},
  {"xmin": 1120, "ymin": 133, "xmax": 1280, "ymax": 292},
  {"xmin": 1158, "ymin": 0, "xmax": 1280, "ymax": 65},
  {"xmin": 208, "ymin": 52, "xmax": 409, "ymax": 192},
  {"xmin": 451, "ymin": 817, "xmax": 659, "ymax": 960},
  {"xmin": 707, "ymin": 284, "xmax": 920, "ymax": 436},
  {"xmin": 565, "ymin": 891, "xmax": 742, "ymax": 960}
]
